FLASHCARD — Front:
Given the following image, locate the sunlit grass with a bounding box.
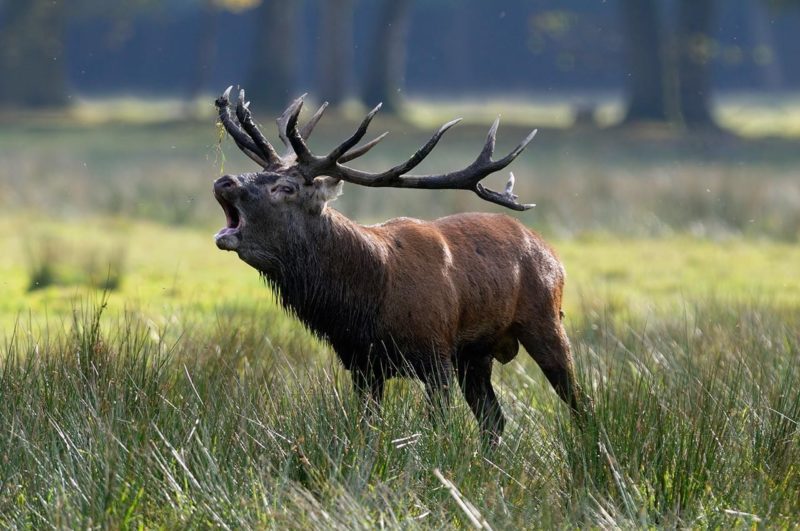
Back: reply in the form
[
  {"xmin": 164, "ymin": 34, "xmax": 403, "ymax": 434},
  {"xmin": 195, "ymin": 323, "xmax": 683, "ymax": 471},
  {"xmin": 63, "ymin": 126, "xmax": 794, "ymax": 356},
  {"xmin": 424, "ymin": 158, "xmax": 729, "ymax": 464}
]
[
  {"xmin": 716, "ymin": 92, "xmax": 800, "ymax": 138},
  {"xmin": 2, "ymin": 216, "xmax": 799, "ymax": 335}
]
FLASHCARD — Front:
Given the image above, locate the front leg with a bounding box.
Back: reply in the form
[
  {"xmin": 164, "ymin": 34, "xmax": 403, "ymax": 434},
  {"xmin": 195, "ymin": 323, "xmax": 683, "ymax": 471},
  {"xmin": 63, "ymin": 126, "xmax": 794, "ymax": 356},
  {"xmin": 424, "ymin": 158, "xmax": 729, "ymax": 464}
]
[
  {"xmin": 423, "ymin": 357, "xmax": 454, "ymax": 427},
  {"xmin": 351, "ymin": 367, "xmax": 385, "ymax": 411}
]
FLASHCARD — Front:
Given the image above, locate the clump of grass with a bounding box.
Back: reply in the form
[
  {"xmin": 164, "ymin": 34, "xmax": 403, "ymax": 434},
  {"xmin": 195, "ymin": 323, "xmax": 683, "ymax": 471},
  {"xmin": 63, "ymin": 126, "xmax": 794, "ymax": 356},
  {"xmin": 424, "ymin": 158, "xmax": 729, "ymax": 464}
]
[
  {"xmin": 24, "ymin": 232, "xmax": 126, "ymax": 291},
  {"xmin": 24, "ymin": 234, "xmax": 59, "ymax": 291}
]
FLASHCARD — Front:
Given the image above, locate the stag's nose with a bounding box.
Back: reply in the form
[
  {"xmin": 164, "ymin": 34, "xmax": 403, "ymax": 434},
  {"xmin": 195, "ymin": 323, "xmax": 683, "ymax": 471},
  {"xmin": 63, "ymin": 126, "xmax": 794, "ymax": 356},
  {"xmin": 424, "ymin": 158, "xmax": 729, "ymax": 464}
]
[{"xmin": 214, "ymin": 175, "xmax": 237, "ymax": 194}]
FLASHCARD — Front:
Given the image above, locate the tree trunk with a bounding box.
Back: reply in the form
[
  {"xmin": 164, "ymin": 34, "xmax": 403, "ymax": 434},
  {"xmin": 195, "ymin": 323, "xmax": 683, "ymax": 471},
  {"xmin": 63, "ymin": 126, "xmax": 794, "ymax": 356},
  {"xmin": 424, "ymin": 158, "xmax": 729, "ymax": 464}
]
[
  {"xmin": 316, "ymin": 0, "xmax": 355, "ymax": 106},
  {"xmin": 362, "ymin": 0, "xmax": 414, "ymax": 114},
  {"xmin": 0, "ymin": 0, "xmax": 68, "ymax": 108},
  {"xmin": 676, "ymin": 0, "xmax": 716, "ymax": 129},
  {"xmin": 620, "ymin": 0, "xmax": 668, "ymax": 123},
  {"xmin": 247, "ymin": 0, "xmax": 300, "ymax": 112}
]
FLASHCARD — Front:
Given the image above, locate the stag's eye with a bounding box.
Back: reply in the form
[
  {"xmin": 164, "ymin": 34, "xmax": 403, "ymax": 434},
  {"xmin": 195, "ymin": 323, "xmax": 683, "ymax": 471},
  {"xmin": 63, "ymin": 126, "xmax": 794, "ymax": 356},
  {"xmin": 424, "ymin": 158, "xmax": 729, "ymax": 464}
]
[{"xmin": 272, "ymin": 185, "xmax": 296, "ymax": 196}]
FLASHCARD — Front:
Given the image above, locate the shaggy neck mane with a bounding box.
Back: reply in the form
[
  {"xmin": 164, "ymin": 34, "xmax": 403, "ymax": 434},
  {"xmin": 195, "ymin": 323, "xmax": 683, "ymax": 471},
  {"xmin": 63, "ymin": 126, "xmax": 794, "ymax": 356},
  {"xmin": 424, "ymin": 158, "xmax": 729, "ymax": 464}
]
[{"xmin": 260, "ymin": 208, "xmax": 387, "ymax": 359}]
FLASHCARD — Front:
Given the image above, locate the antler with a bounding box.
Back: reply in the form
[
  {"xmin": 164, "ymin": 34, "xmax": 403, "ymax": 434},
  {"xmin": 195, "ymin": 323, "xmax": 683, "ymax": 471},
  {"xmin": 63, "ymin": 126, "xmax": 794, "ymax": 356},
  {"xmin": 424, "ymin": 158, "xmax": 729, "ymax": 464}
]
[
  {"xmin": 215, "ymin": 86, "xmax": 280, "ymax": 168},
  {"xmin": 281, "ymin": 95, "xmax": 537, "ymax": 211},
  {"xmin": 218, "ymin": 87, "xmax": 384, "ymax": 168},
  {"xmin": 215, "ymin": 87, "xmax": 537, "ymax": 211}
]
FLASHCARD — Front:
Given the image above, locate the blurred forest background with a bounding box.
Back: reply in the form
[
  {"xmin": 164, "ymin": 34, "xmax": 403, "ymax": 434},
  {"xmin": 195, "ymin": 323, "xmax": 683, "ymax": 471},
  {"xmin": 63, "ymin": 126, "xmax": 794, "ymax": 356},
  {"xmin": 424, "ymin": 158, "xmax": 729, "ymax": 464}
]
[
  {"xmin": 1, "ymin": 0, "xmax": 799, "ymax": 307},
  {"xmin": 2, "ymin": 0, "xmax": 800, "ymax": 122}
]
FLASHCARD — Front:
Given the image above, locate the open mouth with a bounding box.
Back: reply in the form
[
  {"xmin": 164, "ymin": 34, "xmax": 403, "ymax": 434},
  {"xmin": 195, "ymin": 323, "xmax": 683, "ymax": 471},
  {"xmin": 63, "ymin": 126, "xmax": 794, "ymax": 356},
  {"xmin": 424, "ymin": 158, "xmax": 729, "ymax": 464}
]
[{"xmin": 214, "ymin": 193, "xmax": 243, "ymax": 244}]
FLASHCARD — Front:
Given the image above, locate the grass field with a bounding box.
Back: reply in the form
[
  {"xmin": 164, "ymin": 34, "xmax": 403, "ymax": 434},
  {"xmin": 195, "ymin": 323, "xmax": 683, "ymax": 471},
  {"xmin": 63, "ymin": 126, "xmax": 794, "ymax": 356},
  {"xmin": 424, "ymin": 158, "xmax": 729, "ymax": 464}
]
[
  {"xmin": 1, "ymin": 98, "xmax": 799, "ymax": 527},
  {"xmin": 1, "ymin": 275, "xmax": 797, "ymax": 528}
]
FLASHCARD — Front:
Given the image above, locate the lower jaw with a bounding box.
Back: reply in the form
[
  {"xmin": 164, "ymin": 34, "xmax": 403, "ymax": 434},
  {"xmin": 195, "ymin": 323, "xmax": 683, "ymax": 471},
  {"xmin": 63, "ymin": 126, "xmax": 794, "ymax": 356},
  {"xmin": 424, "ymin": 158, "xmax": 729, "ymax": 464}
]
[{"xmin": 215, "ymin": 231, "xmax": 240, "ymax": 251}]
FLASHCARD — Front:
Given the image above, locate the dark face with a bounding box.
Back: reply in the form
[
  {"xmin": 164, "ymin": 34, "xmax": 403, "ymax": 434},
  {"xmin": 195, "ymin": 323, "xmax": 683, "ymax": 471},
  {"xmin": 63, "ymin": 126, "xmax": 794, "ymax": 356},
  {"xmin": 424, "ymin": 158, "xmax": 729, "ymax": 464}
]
[{"xmin": 213, "ymin": 168, "xmax": 342, "ymax": 268}]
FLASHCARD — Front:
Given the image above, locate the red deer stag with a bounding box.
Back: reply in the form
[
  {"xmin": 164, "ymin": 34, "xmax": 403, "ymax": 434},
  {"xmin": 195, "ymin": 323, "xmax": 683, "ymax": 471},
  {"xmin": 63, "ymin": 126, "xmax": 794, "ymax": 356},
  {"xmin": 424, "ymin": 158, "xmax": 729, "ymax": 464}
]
[{"xmin": 213, "ymin": 86, "xmax": 589, "ymax": 444}]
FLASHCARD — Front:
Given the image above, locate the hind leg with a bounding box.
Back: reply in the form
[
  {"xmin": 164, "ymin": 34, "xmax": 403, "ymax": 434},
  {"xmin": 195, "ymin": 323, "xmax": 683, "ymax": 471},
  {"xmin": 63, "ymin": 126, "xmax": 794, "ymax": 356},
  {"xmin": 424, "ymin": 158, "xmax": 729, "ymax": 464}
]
[
  {"xmin": 517, "ymin": 321, "xmax": 591, "ymax": 419},
  {"xmin": 456, "ymin": 356, "xmax": 505, "ymax": 447}
]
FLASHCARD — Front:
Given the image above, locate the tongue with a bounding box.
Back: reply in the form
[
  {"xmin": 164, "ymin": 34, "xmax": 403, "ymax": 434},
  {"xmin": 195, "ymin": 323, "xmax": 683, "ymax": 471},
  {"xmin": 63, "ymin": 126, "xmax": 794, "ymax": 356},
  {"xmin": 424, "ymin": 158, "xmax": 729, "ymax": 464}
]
[{"xmin": 215, "ymin": 227, "xmax": 238, "ymax": 239}]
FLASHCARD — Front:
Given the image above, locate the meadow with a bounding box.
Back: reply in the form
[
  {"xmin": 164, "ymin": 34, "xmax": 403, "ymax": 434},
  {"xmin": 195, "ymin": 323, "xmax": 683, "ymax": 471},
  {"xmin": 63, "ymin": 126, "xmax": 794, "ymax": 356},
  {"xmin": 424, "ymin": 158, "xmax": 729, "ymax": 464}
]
[{"xmin": 0, "ymin": 98, "xmax": 798, "ymax": 528}]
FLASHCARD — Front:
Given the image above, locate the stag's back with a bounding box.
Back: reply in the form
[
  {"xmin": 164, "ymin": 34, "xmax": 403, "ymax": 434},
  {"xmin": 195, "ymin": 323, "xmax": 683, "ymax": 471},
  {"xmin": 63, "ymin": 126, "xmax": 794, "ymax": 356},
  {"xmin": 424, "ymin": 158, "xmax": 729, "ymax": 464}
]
[{"xmin": 367, "ymin": 212, "xmax": 564, "ymax": 350}]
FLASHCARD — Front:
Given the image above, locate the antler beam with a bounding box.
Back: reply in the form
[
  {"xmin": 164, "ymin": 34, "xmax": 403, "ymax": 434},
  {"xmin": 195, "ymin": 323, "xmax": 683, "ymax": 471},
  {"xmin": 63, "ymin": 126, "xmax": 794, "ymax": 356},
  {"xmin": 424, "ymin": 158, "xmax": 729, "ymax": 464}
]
[
  {"xmin": 279, "ymin": 95, "xmax": 537, "ymax": 211},
  {"xmin": 330, "ymin": 119, "xmax": 538, "ymax": 211}
]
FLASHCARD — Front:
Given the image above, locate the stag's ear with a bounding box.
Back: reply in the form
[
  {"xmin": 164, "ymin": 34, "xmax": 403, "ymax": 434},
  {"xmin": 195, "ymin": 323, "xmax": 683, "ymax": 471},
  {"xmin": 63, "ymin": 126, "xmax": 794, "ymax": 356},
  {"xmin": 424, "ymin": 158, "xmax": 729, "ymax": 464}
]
[
  {"xmin": 299, "ymin": 178, "xmax": 343, "ymax": 215},
  {"xmin": 313, "ymin": 178, "xmax": 343, "ymax": 203}
]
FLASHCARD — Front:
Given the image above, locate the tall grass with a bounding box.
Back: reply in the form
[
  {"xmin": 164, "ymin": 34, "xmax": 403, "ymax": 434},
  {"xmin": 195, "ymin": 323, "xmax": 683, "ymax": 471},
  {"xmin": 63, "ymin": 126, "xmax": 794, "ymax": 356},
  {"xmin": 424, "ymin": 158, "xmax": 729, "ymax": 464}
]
[{"xmin": 0, "ymin": 296, "xmax": 797, "ymax": 528}]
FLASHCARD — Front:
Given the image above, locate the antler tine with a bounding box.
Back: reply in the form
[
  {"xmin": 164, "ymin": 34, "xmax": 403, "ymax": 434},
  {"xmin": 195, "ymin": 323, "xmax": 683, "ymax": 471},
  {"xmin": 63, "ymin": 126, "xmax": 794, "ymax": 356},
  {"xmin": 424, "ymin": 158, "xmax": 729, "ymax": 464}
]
[
  {"xmin": 300, "ymin": 101, "xmax": 329, "ymax": 139},
  {"xmin": 477, "ymin": 117, "xmax": 500, "ymax": 163},
  {"xmin": 471, "ymin": 118, "xmax": 537, "ymax": 174},
  {"xmin": 474, "ymin": 172, "xmax": 536, "ymax": 211},
  {"xmin": 322, "ymin": 103, "xmax": 383, "ymax": 164},
  {"xmin": 452, "ymin": 122, "xmax": 538, "ymax": 181},
  {"xmin": 215, "ymin": 86, "xmax": 270, "ymax": 168},
  {"xmin": 338, "ymin": 131, "xmax": 389, "ymax": 163},
  {"xmin": 283, "ymin": 96, "xmax": 315, "ymax": 165},
  {"xmin": 276, "ymin": 93, "xmax": 307, "ymax": 148},
  {"xmin": 377, "ymin": 118, "xmax": 463, "ymax": 180},
  {"xmin": 326, "ymin": 118, "xmax": 462, "ymax": 185},
  {"xmin": 491, "ymin": 128, "xmax": 538, "ymax": 169},
  {"xmin": 235, "ymin": 89, "xmax": 281, "ymax": 165},
  {"xmin": 505, "ymin": 171, "xmax": 517, "ymax": 196},
  {"xmin": 452, "ymin": 121, "xmax": 539, "ymax": 210},
  {"xmin": 289, "ymin": 101, "xmax": 388, "ymax": 171}
]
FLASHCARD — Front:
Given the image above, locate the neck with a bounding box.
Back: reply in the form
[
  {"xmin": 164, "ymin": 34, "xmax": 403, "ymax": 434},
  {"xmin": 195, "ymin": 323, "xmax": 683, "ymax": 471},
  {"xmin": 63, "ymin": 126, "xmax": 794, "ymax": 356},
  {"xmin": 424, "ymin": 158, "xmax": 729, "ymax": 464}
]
[{"xmin": 263, "ymin": 208, "xmax": 386, "ymax": 351}]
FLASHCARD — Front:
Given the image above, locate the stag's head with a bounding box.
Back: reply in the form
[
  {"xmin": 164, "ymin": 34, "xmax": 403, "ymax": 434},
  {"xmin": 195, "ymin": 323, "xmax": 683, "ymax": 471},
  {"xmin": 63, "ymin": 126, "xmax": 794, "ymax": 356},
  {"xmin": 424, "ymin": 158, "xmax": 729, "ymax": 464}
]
[{"xmin": 213, "ymin": 86, "xmax": 538, "ymax": 264}]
